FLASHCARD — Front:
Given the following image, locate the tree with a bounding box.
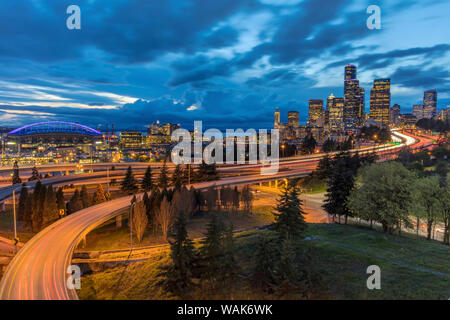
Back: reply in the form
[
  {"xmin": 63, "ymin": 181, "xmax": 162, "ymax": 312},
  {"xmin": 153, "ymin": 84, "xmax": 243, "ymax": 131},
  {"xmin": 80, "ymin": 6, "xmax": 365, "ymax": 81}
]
[
  {"xmin": 155, "ymin": 196, "xmax": 174, "ymax": 240},
  {"xmin": 80, "ymin": 185, "xmax": 91, "ymax": 208},
  {"xmin": 121, "ymin": 166, "xmax": 138, "ymax": 193},
  {"xmin": 23, "ymin": 196, "xmax": 33, "ymax": 230},
  {"xmin": 92, "ymin": 184, "xmax": 107, "ymax": 204},
  {"xmin": 132, "ymin": 200, "xmax": 148, "ymax": 243},
  {"xmin": 301, "ymin": 134, "xmax": 317, "ymax": 155},
  {"xmin": 199, "ymin": 214, "xmax": 225, "ymax": 288},
  {"xmin": 241, "ymin": 185, "xmax": 253, "ymax": 214},
  {"xmin": 322, "ymin": 138, "xmax": 337, "ymax": 153},
  {"xmin": 411, "ymin": 176, "xmax": 442, "ymax": 240},
  {"xmin": 196, "ymin": 161, "xmax": 219, "ymax": 181},
  {"xmin": 316, "ymin": 154, "xmax": 333, "ymax": 181},
  {"xmin": 17, "ymin": 186, "xmax": 29, "ymax": 222},
  {"xmin": 272, "ymin": 183, "xmax": 307, "ymax": 240},
  {"xmin": 158, "ymin": 160, "xmax": 170, "ymax": 189},
  {"xmin": 29, "ymin": 166, "xmax": 40, "ymax": 182},
  {"xmin": 56, "ymin": 187, "xmax": 65, "ymax": 213},
  {"xmin": 437, "ymin": 180, "xmax": 450, "ymax": 245},
  {"xmin": 12, "ymin": 161, "xmax": 21, "ymax": 185},
  {"xmin": 435, "ymin": 161, "xmax": 448, "ymax": 187},
  {"xmin": 272, "ymin": 238, "xmax": 301, "ymax": 296},
  {"xmin": 322, "ymin": 153, "xmax": 355, "ymax": 224},
  {"xmin": 67, "ymin": 189, "xmax": 83, "ymax": 214},
  {"xmin": 141, "ymin": 166, "xmax": 153, "ymax": 191},
  {"xmin": 42, "ymin": 186, "xmax": 59, "ymax": 227},
  {"xmin": 163, "ymin": 213, "xmax": 197, "ymax": 295},
  {"xmin": 251, "ymin": 232, "xmax": 278, "ymax": 293},
  {"xmin": 221, "ymin": 222, "xmax": 238, "ymax": 285},
  {"xmin": 171, "ymin": 164, "xmax": 184, "ymax": 190},
  {"xmin": 348, "ymin": 162, "xmax": 415, "ymax": 233}
]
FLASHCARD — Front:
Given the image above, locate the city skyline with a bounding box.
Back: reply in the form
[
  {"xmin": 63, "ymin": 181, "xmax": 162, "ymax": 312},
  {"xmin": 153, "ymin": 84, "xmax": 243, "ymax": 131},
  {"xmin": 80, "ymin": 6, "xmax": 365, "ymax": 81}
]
[{"xmin": 0, "ymin": 0, "xmax": 449, "ymax": 131}]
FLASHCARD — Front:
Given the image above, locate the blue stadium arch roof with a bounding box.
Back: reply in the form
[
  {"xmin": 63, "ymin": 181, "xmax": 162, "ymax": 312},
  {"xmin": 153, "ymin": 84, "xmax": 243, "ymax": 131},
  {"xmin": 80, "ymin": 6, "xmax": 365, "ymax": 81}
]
[{"xmin": 8, "ymin": 121, "xmax": 102, "ymax": 136}]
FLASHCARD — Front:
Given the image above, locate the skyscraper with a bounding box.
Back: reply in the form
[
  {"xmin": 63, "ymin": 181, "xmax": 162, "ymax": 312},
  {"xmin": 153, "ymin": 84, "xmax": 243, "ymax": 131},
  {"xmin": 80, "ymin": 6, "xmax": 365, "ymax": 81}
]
[
  {"xmin": 423, "ymin": 89, "xmax": 437, "ymax": 119},
  {"xmin": 344, "ymin": 65, "xmax": 364, "ymax": 129},
  {"xmin": 370, "ymin": 79, "xmax": 391, "ymax": 127},
  {"xmin": 328, "ymin": 96, "xmax": 345, "ymax": 133},
  {"xmin": 389, "ymin": 104, "xmax": 401, "ymax": 126},
  {"xmin": 274, "ymin": 108, "xmax": 280, "ymax": 129},
  {"xmin": 308, "ymin": 99, "xmax": 324, "ymax": 126},
  {"xmin": 287, "ymin": 111, "xmax": 299, "ymax": 128},
  {"xmin": 413, "ymin": 104, "xmax": 424, "ymax": 120}
]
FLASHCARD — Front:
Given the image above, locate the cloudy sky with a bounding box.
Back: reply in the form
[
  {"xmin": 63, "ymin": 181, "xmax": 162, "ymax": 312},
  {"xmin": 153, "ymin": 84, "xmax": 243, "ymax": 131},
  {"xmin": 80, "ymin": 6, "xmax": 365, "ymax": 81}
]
[{"xmin": 0, "ymin": 0, "xmax": 449, "ymax": 131}]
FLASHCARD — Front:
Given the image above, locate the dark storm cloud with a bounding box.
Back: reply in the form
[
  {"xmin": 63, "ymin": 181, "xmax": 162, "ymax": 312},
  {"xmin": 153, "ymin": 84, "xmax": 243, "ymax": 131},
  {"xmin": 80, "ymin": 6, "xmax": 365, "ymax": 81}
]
[{"xmin": 0, "ymin": 0, "xmax": 449, "ymax": 129}]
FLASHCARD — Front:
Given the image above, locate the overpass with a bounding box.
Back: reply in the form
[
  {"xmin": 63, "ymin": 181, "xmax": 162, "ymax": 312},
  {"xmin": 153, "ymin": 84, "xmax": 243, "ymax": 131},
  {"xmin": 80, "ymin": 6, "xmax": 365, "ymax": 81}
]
[{"xmin": 0, "ymin": 130, "xmax": 434, "ymax": 300}]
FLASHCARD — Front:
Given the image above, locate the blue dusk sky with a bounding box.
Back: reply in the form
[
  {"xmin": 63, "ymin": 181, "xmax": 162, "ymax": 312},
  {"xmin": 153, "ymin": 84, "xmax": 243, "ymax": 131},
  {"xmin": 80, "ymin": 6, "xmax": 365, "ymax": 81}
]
[{"xmin": 0, "ymin": 0, "xmax": 449, "ymax": 131}]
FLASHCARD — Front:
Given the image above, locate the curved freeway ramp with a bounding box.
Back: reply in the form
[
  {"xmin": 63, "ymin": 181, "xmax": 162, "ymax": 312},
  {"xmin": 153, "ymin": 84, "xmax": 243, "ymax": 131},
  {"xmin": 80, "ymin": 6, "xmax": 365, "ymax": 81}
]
[{"xmin": 0, "ymin": 130, "xmax": 431, "ymax": 300}]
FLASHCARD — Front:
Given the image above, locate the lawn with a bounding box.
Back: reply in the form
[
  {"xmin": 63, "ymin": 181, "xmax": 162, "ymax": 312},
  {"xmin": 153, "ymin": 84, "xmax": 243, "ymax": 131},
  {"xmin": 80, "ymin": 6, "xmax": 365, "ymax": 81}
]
[{"xmin": 78, "ymin": 223, "xmax": 450, "ymax": 300}]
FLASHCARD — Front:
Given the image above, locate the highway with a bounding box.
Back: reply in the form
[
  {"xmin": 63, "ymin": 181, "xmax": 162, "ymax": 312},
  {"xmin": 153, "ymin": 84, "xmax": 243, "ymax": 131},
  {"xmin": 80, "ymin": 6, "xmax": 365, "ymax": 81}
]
[{"xmin": 0, "ymin": 130, "xmax": 434, "ymax": 300}]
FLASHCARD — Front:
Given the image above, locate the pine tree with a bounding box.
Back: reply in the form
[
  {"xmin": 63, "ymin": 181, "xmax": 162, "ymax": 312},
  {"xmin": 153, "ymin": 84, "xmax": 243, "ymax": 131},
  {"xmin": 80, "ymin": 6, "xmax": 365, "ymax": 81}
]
[
  {"xmin": 92, "ymin": 184, "xmax": 107, "ymax": 204},
  {"xmin": 42, "ymin": 186, "xmax": 59, "ymax": 227},
  {"xmin": 199, "ymin": 214, "xmax": 225, "ymax": 287},
  {"xmin": 273, "ymin": 239, "xmax": 301, "ymax": 296},
  {"xmin": 197, "ymin": 161, "xmax": 219, "ymax": 181},
  {"xmin": 56, "ymin": 187, "xmax": 65, "ymax": 212},
  {"xmin": 141, "ymin": 166, "xmax": 153, "ymax": 191},
  {"xmin": 251, "ymin": 232, "xmax": 278, "ymax": 292},
  {"xmin": 17, "ymin": 186, "xmax": 29, "ymax": 222},
  {"xmin": 158, "ymin": 160, "xmax": 170, "ymax": 189},
  {"xmin": 12, "ymin": 161, "xmax": 22, "ymax": 185},
  {"xmin": 80, "ymin": 185, "xmax": 91, "ymax": 208},
  {"xmin": 162, "ymin": 213, "xmax": 197, "ymax": 295},
  {"xmin": 221, "ymin": 223, "xmax": 238, "ymax": 285},
  {"xmin": 67, "ymin": 189, "xmax": 83, "ymax": 214},
  {"xmin": 29, "ymin": 166, "xmax": 40, "ymax": 181},
  {"xmin": 171, "ymin": 164, "xmax": 184, "ymax": 190},
  {"xmin": 121, "ymin": 166, "xmax": 138, "ymax": 193},
  {"xmin": 273, "ymin": 182, "xmax": 307, "ymax": 240},
  {"xmin": 24, "ymin": 196, "xmax": 33, "ymax": 230}
]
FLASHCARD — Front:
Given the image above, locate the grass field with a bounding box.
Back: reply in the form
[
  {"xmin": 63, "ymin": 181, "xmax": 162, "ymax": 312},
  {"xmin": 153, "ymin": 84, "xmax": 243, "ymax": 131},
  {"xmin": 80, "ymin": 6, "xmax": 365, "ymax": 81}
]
[{"xmin": 78, "ymin": 223, "xmax": 450, "ymax": 300}]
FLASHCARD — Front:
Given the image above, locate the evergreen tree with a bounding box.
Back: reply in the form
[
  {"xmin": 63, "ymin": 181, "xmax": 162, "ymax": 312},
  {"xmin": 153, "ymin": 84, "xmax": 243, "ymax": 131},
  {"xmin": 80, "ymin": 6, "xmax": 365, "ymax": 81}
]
[
  {"xmin": 171, "ymin": 164, "xmax": 184, "ymax": 190},
  {"xmin": 158, "ymin": 160, "xmax": 170, "ymax": 189},
  {"xmin": 273, "ymin": 183, "xmax": 307, "ymax": 240},
  {"xmin": 92, "ymin": 184, "xmax": 107, "ymax": 204},
  {"xmin": 273, "ymin": 239, "xmax": 301, "ymax": 296},
  {"xmin": 199, "ymin": 214, "xmax": 225, "ymax": 287},
  {"xmin": 17, "ymin": 186, "xmax": 29, "ymax": 222},
  {"xmin": 12, "ymin": 161, "xmax": 22, "ymax": 185},
  {"xmin": 23, "ymin": 196, "xmax": 33, "ymax": 230},
  {"xmin": 80, "ymin": 185, "xmax": 91, "ymax": 208},
  {"xmin": 29, "ymin": 166, "xmax": 40, "ymax": 181},
  {"xmin": 67, "ymin": 189, "xmax": 83, "ymax": 214},
  {"xmin": 196, "ymin": 161, "xmax": 219, "ymax": 181},
  {"xmin": 322, "ymin": 153, "xmax": 355, "ymax": 224},
  {"xmin": 141, "ymin": 166, "xmax": 153, "ymax": 191},
  {"xmin": 42, "ymin": 186, "xmax": 59, "ymax": 227},
  {"xmin": 162, "ymin": 213, "xmax": 197, "ymax": 295},
  {"xmin": 221, "ymin": 223, "xmax": 238, "ymax": 285},
  {"xmin": 121, "ymin": 166, "xmax": 138, "ymax": 193},
  {"xmin": 241, "ymin": 185, "xmax": 253, "ymax": 214},
  {"xmin": 251, "ymin": 232, "xmax": 278, "ymax": 292}
]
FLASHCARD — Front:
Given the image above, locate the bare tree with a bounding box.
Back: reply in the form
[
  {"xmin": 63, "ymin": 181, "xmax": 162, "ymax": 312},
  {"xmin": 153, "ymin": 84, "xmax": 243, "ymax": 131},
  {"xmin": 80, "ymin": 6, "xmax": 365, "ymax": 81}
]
[
  {"xmin": 155, "ymin": 196, "xmax": 175, "ymax": 240},
  {"xmin": 133, "ymin": 200, "xmax": 148, "ymax": 243}
]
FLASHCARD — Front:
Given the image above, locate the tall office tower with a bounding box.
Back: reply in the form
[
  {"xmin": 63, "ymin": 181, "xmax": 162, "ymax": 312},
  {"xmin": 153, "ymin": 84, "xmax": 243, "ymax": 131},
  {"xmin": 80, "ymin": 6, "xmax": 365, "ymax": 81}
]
[
  {"xmin": 370, "ymin": 79, "xmax": 391, "ymax": 127},
  {"xmin": 344, "ymin": 65, "xmax": 364, "ymax": 129},
  {"xmin": 328, "ymin": 96, "xmax": 345, "ymax": 133},
  {"xmin": 274, "ymin": 108, "xmax": 280, "ymax": 129},
  {"xmin": 345, "ymin": 64, "xmax": 356, "ymax": 80},
  {"xmin": 423, "ymin": 89, "xmax": 437, "ymax": 119},
  {"xmin": 308, "ymin": 99, "xmax": 324, "ymax": 126},
  {"xmin": 413, "ymin": 104, "xmax": 424, "ymax": 120},
  {"xmin": 389, "ymin": 104, "xmax": 401, "ymax": 126},
  {"xmin": 287, "ymin": 111, "xmax": 300, "ymax": 128}
]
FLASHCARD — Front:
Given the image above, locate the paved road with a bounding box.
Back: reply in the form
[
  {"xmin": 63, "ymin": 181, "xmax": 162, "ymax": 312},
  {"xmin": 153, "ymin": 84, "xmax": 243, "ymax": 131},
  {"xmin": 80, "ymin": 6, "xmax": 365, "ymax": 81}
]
[{"xmin": 0, "ymin": 130, "xmax": 433, "ymax": 300}]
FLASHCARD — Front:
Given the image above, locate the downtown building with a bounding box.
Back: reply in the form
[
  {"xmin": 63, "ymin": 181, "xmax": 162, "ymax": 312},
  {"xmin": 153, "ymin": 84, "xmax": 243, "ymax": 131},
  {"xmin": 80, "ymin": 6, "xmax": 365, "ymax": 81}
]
[
  {"xmin": 413, "ymin": 104, "xmax": 424, "ymax": 121},
  {"xmin": 389, "ymin": 104, "xmax": 401, "ymax": 126},
  {"xmin": 343, "ymin": 65, "xmax": 365, "ymax": 130},
  {"xmin": 423, "ymin": 89, "xmax": 437, "ymax": 119},
  {"xmin": 308, "ymin": 99, "xmax": 324, "ymax": 126},
  {"xmin": 370, "ymin": 78, "xmax": 391, "ymax": 128},
  {"xmin": 327, "ymin": 94, "xmax": 345, "ymax": 134}
]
